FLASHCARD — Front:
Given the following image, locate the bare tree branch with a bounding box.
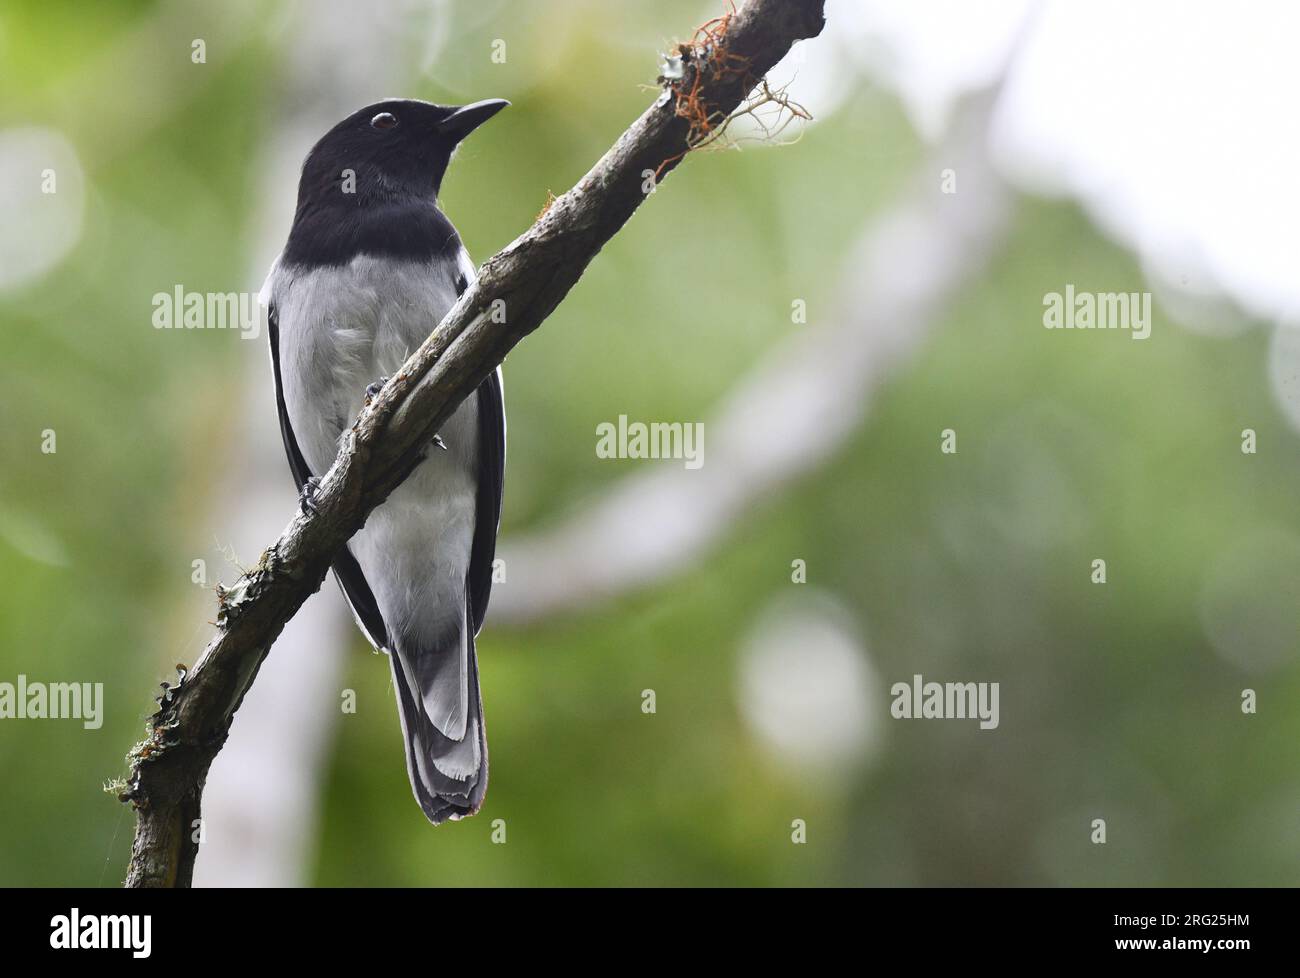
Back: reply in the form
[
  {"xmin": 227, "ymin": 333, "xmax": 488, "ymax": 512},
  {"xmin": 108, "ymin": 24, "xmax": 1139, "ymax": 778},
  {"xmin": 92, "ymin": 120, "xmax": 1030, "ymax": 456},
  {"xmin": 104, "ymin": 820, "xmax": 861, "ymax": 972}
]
[{"xmin": 118, "ymin": 0, "xmax": 828, "ymax": 888}]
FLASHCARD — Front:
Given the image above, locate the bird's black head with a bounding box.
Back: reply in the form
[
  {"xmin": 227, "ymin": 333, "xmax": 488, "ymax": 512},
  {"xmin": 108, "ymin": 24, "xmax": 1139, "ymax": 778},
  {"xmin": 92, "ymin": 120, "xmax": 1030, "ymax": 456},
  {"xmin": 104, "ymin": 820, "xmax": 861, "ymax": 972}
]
[
  {"xmin": 296, "ymin": 97, "xmax": 509, "ymax": 210},
  {"xmin": 284, "ymin": 97, "xmax": 508, "ymax": 267}
]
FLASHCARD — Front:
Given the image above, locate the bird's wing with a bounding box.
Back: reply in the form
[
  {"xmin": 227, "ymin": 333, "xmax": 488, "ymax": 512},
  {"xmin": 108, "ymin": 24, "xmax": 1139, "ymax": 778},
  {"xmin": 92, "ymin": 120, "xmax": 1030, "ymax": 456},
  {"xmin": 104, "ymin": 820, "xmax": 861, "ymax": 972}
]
[
  {"xmin": 469, "ymin": 366, "xmax": 505, "ymax": 636},
  {"xmin": 453, "ymin": 259, "xmax": 506, "ymax": 636},
  {"xmin": 267, "ymin": 300, "xmax": 390, "ymax": 651}
]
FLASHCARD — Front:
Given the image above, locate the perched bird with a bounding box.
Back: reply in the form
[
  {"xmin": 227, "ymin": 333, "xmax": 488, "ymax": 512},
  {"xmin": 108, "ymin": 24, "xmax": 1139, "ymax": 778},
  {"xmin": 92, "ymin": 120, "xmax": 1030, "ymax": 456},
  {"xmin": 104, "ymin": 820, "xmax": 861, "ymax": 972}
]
[{"xmin": 260, "ymin": 98, "xmax": 509, "ymax": 823}]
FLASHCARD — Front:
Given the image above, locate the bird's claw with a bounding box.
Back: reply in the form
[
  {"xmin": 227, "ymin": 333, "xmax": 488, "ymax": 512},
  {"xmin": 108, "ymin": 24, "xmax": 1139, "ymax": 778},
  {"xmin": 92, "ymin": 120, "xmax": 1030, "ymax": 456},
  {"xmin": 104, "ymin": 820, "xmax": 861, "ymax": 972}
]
[
  {"xmin": 433, "ymin": 434, "xmax": 447, "ymax": 452},
  {"xmin": 299, "ymin": 476, "xmax": 322, "ymax": 515}
]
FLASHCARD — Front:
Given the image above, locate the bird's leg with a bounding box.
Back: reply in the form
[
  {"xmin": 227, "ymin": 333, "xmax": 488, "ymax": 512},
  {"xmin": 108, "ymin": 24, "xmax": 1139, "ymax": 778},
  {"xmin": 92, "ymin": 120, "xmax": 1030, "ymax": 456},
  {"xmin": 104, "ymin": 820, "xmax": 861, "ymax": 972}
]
[
  {"xmin": 402, "ymin": 433, "xmax": 447, "ymax": 466},
  {"xmin": 364, "ymin": 375, "xmax": 390, "ymax": 405},
  {"xmin": 298, "ymin": 476, "xmax": 322, "ymax": 515},
  {"xmin": 364, "ymin": 373, "xmax": 446, "ymax": 470}
]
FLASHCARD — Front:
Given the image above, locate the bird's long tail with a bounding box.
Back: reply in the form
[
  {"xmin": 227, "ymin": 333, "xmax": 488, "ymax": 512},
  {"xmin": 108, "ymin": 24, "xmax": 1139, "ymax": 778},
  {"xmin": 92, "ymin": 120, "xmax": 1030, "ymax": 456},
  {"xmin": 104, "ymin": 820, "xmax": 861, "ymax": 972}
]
[{"xmin": 388, "ymin": 598, "xmax": 488, "ymax": 824}]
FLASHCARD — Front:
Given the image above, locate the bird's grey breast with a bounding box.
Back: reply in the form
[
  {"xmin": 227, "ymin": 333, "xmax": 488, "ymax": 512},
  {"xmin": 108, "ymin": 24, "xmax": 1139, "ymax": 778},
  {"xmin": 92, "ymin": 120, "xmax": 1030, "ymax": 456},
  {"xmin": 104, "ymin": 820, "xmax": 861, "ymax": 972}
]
[{"xmin": 262, "ymin": 252, "xmax": 472, "ymax": 477}]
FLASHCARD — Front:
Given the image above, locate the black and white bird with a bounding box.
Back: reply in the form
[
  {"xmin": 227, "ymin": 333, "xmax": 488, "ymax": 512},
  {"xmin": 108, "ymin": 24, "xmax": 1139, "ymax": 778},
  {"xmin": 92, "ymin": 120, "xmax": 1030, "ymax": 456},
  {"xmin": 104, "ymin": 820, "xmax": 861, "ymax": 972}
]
[{"xmin": 260, "ymin": 98, "xmax": 509, "ymax": 823}]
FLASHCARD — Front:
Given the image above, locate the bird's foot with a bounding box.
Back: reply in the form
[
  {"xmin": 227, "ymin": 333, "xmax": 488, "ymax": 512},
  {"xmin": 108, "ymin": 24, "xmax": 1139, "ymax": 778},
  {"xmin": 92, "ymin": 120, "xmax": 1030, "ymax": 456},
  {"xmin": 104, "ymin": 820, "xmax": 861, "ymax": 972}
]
[
  {"xmin": 364, "ymin": 375, "xmax": 390, "ymax": 404},
  {"xmin": 298, "ymin": 476, "xmax": 322, "ymax": 515},
  {"xmin": 394, "ymin": 435, "xmax": 444, "ymax": 475}
]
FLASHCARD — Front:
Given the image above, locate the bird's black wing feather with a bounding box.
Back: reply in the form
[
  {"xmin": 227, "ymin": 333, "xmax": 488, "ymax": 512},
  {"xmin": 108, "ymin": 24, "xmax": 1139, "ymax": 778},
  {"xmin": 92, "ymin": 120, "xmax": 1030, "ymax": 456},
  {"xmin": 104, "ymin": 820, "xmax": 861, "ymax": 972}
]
[
  {"xmin": 469, "ymin": 369, "xmax": 504, "ymax": 635},
  {"xmin": 453, "ymin": 266, "xmax": 506, "ymax": 635},
  {"xmin": 267, "ymin": 302, "xmax": 390, "ymax": 650}
]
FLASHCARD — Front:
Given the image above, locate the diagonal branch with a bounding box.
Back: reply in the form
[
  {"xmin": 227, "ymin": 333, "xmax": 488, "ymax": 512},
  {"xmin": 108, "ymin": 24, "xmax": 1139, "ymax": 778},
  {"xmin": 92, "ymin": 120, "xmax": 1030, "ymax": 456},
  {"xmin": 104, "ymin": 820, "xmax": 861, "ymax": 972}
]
[{"xmin": 118, "ymin": 0, "xmax": 828, "ymax": 888}]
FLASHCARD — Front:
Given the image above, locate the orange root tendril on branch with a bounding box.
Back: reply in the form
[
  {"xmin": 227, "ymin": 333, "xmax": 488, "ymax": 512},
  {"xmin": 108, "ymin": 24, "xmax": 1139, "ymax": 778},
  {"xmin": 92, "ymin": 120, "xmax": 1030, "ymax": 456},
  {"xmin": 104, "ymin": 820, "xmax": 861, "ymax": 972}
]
[{"xmin": 654, "ymin": 1, "xmax": 811, "ymax": 178}]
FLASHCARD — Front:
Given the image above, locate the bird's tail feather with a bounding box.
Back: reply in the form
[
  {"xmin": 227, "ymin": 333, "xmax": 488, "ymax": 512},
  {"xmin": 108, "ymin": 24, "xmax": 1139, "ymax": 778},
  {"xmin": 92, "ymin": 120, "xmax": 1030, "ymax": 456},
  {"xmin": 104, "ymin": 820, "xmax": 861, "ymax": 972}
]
[{"xmin": 389, "ymin": 606, "xmax": 488, "ymax": 824}]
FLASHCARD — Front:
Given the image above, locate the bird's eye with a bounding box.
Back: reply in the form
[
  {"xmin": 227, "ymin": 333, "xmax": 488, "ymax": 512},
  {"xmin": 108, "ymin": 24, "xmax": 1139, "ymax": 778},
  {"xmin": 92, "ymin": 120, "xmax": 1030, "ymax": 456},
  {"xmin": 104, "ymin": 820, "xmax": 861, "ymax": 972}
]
[{"xmin": 370, "ymin": 112, "xmax": 398, "ymax": 130}]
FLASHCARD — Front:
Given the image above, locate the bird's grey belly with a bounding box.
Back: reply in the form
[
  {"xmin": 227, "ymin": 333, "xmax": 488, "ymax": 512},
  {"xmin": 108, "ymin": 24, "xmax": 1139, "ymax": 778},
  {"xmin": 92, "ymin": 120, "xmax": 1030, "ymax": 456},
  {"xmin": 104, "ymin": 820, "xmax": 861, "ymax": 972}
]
[{"xmin": 267, "ymin": 255, "xmax": 479, "ymax": 648}]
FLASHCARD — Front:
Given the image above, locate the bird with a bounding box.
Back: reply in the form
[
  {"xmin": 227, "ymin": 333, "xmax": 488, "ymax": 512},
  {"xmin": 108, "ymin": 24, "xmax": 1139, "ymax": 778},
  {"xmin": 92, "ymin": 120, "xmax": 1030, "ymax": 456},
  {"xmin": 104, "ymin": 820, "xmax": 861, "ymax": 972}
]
[{"xmin": 259, "ymin": 97, "xmax": 509, "ymax": 824}]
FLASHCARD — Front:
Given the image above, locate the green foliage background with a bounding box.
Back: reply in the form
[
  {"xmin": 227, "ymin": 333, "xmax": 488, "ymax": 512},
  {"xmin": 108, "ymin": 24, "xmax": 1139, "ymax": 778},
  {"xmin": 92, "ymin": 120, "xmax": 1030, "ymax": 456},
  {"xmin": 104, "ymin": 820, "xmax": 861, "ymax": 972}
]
[{"xmin": 0, "ymin": 0, "xmax": 1295, "ymax": 886}]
